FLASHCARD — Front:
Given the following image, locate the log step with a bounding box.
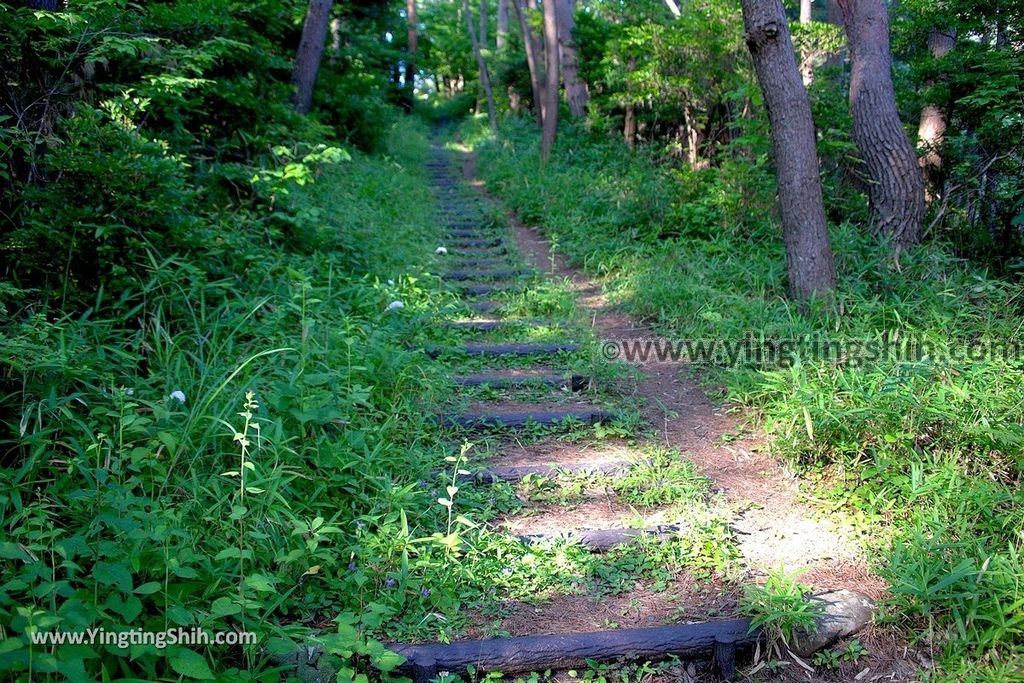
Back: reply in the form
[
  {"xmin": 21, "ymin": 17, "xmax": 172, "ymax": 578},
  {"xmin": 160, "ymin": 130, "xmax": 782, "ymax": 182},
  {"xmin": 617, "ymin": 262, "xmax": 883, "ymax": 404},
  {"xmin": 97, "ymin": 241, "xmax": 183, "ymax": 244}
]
[
  {"xmin": 455, "ymin": 283, "xmax": 523, "ymax": 297},
  {"xmin": 520, "ymin": 525, "xmax": 682, "ymax": 552},
  {"xmin": 452, "ymin": 238, "xmax": 505, "ymax": 248},
  {"xmin": 461, "ymin": 460, "xmax": 631, "ymax": 484},
  {"xmin": 454, "ymin": 258, "xmax": 515, "ymax": 269},
  {"xmin": 453, "ymin": 372, "xmax": 588, "ymax": 390},
  {"xmin": 460, "ymin": 342, "xmax": 580, "ymax": 356},
  {"xmin": 438, "ymin": 408, "xmax": 612, "ymax": 429},
  {"xmin": 444, "ymin": 269, "xmax": 532, "ymax": 281},
  {"xmin": 467, "ymin": 301, "xmax": 502, "ymax": 313},
  {"xmin": 456, "ymin": 246, "xmax": 509, "ymax": 257},
  {"xmin": 389, "ymin": 619, "xmax": 757, "ymax": 681}
]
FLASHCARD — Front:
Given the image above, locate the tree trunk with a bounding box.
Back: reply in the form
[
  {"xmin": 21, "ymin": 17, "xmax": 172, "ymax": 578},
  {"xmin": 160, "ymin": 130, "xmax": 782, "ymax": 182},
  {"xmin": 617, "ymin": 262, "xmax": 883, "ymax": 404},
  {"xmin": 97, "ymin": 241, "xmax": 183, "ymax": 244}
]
[
  {"xmin": 741, "ymin": 0, "xmax": 836, "ymax": 299},
  {"xmin": 292, "ymin": 0, "xmax": 334, "ymax": 114},
  {"xmin": 624, "ymin": 104, "xmax": 636, "ymax": 150},
  {"xmin": 480, "ymin": 0, "xmax": 489, "ymax": 50},
  {"xmin": 839, "ymin": 0, "xmax": 925, "ymax": 248},
  {"xmin": 555, "ymin": 0, "xmax": 588, "ymax": 117},
  {"xmin": 800, "ymin": 0, "xmax": 814, "ymax": 85},
  {"xmin": 406, "ymin": 0, "xmax": 418, "ymax": 104},
  {"xmin": 664, "ymin": 0, "xmax": 682, "ymax": 18},
  {"xmin": 463, "ymin": 0, "xmax": 499, "ymax": 134},
  {"xmin": 497, "ymin": 0, "xmax": 510, "ymax": 50},
  {"xmin": 513, "ymin": 0, "xmax": 545, "ymax": 125},
  {"xmin": 540, "ymin": 0, "xmax": 560, "ymax": 162},
  {"xmin": 916, "ymin": 28, "xmax": 955, "ymax": 202}
]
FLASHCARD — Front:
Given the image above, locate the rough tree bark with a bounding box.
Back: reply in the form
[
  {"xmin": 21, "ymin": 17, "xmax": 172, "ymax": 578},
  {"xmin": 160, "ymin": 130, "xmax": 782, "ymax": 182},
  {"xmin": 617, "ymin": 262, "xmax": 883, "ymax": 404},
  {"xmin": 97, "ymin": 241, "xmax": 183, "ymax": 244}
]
[
  {"xmin": 513, "ymin": 0, "xmax": 545, "ymax": 125},
  {"xmin": 740, "ymin": 0, "xmax": 836, "ymax": 299},
  {"xmin": 463, "ymin": 0, "xmax": 499, "ymax": 134},
  {"xmin": 540, "ymin": 0, "xmax": 560, "ymax": 162},
  {"xmin": 916, "ymin": 28, "xmax": 956, "ymax": 202},
  {"xmin": 497, "ymin": 0, "xmax": 510, "ymax": 50},
  {"xmin": 292, "ymin": 0, "xmax": 334, "ymax": 114},
  {"xmin": 839, "ymin": 0, "xmax": 925, "ymax": 248},
  {"xmin": 406, "ymin": 0, "xmax": 418, "ymax": 100},
  {"xmin": 554, "ymin": 0, "xmax": 588, "ymax": 117}
]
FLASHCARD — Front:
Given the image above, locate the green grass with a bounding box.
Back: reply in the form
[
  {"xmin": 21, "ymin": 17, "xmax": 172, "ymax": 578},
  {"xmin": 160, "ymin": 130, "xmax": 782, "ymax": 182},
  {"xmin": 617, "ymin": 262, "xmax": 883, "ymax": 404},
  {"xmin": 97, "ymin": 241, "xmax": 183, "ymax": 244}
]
[{"xmin": 467, "ymin": 114, "xmax": 1024, "ymax": 680}]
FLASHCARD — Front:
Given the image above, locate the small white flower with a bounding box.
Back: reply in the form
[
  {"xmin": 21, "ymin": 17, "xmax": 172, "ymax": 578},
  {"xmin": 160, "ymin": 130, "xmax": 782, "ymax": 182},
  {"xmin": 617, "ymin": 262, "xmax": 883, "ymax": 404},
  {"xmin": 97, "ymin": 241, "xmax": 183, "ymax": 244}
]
[
  {"xmin": 435, "ymin": 247, "xmax": 448, "ymax": 255},
  {"xmin": 169, "ymin": 390, "xmax": 186, "ymax": 404},
  {"xmin": 387, "ymin": 279, "xmax": 395, "ymax": 286},
  {"xmin": 385, "ymin": 300, "xmax": 405, "ymax": 313},
  {"xmin": 124, "ymin": 388, "xmax": 134, "ymax": 396}
]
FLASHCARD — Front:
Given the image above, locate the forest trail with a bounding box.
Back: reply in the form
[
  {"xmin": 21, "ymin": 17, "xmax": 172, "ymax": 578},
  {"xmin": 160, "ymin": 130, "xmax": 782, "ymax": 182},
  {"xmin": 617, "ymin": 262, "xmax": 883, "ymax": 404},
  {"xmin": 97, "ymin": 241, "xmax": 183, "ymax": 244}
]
[{"xmin": 427, "ymin": 137, "xmax": 915, "ymax": 681}]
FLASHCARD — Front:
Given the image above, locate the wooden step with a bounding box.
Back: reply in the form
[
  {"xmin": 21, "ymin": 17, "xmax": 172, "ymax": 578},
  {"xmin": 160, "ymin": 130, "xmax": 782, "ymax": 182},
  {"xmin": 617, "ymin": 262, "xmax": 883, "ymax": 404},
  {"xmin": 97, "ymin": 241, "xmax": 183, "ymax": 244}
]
[
  {"xmin": 453, "ymin": 372, "xmax": 588, "ymax": 390},
  {"xmin": 461, "ymin": 459, "xmax": 630, "ymax": 483},
  {"xmin": 438, "ymin": 407, "xmax": 612, "ymax": 429},
  {"xmin": 444, "ymin": 269, "xmax": 532, "ymax": 281}
]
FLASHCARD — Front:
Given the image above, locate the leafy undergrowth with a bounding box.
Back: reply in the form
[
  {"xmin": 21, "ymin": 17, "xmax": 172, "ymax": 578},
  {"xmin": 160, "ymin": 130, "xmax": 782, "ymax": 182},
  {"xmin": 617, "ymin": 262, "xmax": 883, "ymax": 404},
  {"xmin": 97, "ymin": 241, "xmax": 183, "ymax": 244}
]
[
  {"xmin": 0, "ymin": 120, "xmax": 473, "ymax": 680},
  {"xmin": 469, "ymin": 116, "xmax": 1024, "ymax": 680}
]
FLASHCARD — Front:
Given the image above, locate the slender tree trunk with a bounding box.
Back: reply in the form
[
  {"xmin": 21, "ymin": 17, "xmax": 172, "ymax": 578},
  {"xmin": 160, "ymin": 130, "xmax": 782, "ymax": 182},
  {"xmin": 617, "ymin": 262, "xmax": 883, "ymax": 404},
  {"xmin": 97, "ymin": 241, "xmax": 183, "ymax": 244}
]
[
  {"xmin": 513, "ymin": 0, "xmax": 545, "ymax": 125},
  {"xmin": 406, "ymin": 0, "xmax": 418, "ymax": 104},
  {"xmin": 463, "ymin": 0, "xmax": 498, "ymax": 134},
  {"xmin": 800, "ymin": 0, "xmax": 814, "ymax": 85},
  {"xmin": 624, "ymin": 104, "xmax": 636, "ymax": 150},
  {"xmin": 741, "ymin": 0, "xmax": 836, "ymax": 299},
  {"xmin": 329, "ymin": 17, "xmax": 341, "ymax": 66},
  {"xmin": 555, "ymin": 0, "xmax": 588, "ymax": 117},
  {"xmin": 839, "ymin": 0, "xmax": 925, "ymax": 248},
  {"xmin": 623, "ymin": 56, "xmax": 637, "ymax": 149},
  {"xmin": 480, "ymin": 0, "xmax": 489, "ymax": 50},
  {"xmin": 540, "ymin": 0, "xmax": 560, "ymax": 162},
  {"xmin": 664, "ymin": 0, "xmax": 682, "ymax": 18},
  {"xmin": 916, "ymin": 28, "xmax": 956, "ymax": 202},
  {"xmin": 497, "ymin": 0, "xmax": 510, "ymax": 50},
  {"xmin": 292, "ymin": 0, "xmax": 334, "ymax": 114}
]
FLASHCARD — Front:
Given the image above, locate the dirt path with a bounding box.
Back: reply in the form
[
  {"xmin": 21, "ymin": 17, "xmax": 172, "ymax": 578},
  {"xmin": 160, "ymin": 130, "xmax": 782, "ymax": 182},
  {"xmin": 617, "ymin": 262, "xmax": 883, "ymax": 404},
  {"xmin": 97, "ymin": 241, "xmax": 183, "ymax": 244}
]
[{"xmin": 427, "ymin": 142, "xmax": 916, "ymax": 681}]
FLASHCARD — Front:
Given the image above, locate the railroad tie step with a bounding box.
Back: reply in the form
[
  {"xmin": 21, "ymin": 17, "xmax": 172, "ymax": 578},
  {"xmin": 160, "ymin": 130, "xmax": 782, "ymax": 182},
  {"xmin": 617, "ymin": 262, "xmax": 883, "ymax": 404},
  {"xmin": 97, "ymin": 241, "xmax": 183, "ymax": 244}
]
[
  {"xmin": 453, "ymin": 372, "xmax": 589, "ymax": 390},
  {"xmin": 437, "ymin": 407, "xmax": 612, "ymax": 429}
]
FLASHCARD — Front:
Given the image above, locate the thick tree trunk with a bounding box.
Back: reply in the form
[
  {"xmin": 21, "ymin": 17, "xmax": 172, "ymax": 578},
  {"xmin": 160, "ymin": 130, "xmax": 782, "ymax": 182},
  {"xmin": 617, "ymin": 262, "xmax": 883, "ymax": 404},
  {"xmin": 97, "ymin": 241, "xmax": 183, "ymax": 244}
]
[
  {"xmin": 741, "ymin": 0, "xmax": 836, "ymax": 300},
  {"xmin": 463, "ymin": 0, "xmax": 499, "ymax": 134},
  {"xmin": 916, "ymin": 28, "xmax": 956, "ymax": 202},
  {"xmin": 292, "ymin": 0, "xmax": 334, "ymax": 114},
  {"xmin": 800, "ymin": 0, "xmax": 814, "ymax": 85},
  {"xmin": 497, "ymin": 0, "xmax": 510, "ymax": 50},
  {"xmin": 540, "ymin": 0, "xmax": 560, "ymax": 162},
  {"xmin": 555, "ymin": 0, "xmax": 588, "ymax": 117},
  {"xmin": 513, "ymin": 0, "xmax": 545, "ymax": 125},
  {"xmin": 839, "ymin": 0, "xmax": 925, "ymax": 247}
]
